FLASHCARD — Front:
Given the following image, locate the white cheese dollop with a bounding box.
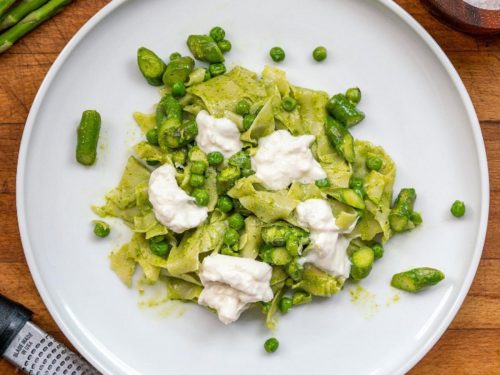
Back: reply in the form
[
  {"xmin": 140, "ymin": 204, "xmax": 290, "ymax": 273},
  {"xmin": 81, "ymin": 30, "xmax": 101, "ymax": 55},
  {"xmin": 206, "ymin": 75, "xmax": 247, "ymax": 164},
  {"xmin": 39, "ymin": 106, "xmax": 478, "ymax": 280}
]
[
  {"xmin": 296, "ymin": 199, "xmax": 354, "ymax": 279},
  {"xmin": 148, "ymin": 164, "xmax": 208, "ymax": 233},
  {"xmin": 195, "ymin": 110, "xmax": 243, "ymax": 158},
  {"xmin": 198, "ymin": 254, "xmax": 273, "ymax": 324},
  {"xmin": 251, "ymin": 130, "xmax": 327, "ymax": 191}
]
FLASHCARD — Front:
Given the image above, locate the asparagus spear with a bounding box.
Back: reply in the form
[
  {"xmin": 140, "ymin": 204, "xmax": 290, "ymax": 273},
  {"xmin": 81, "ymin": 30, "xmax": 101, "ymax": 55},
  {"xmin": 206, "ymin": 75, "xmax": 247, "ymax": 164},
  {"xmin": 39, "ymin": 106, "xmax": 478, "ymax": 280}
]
[
  {"xmin": 0, "ymin": 0, "xmax": 50, "ymax": 31},
  {"xmin": 0, "ymin": 0, "xmax": 16, "ymax": 18},
  {"xmin": 0, "ymin": 0, "xmax": 73, "ymax": 54}
]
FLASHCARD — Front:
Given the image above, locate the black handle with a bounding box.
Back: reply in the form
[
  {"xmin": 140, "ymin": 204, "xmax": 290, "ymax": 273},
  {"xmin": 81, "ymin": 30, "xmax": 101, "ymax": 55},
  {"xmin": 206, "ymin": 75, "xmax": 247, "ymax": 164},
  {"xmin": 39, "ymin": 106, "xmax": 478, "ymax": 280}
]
[{"xmin": 0, "ymin": 294, "xmax": 32, "ymax": 355}]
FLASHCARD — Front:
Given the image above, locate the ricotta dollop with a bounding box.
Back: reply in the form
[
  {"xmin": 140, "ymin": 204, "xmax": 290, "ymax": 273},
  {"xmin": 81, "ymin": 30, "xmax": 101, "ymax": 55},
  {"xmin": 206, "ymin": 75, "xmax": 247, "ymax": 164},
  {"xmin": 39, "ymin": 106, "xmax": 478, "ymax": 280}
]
[
  {"xmin": 148, "ymin": 164, "xmax": 208, "ymax": 233},
  {"xmin": 251, "ymin": 130, "xmax": 326, "ymax": 191},
  {"xmin": 195, "ymin": 110, "xmax": 243, "ymax": 158},
  {"xmin": 198, "ymin": 254, "xmax": 273, "ymax": 324},
  {"xmin": 296, "ymin": 199, "xmax": 354, "ymax": 279}
]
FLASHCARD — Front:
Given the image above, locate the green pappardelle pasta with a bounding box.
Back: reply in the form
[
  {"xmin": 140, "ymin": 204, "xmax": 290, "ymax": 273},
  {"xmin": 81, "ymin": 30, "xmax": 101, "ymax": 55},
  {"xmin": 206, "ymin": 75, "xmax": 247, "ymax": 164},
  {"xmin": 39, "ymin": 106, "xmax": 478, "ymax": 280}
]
[{"xmin": 93, "ymin": 30, "xmax": 431, "ymax": 334}]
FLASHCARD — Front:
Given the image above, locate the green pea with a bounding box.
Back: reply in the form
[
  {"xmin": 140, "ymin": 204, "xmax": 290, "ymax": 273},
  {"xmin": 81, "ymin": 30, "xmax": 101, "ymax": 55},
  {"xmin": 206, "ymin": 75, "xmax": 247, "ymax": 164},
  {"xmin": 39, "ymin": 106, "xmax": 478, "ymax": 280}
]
[
  {"xmin": 242, "ymin": 114, "xmax": 255, "ymax": 131},
  {"xmin": 93, "ymin": 221, "xmax": 110, "ymax": 238},
  {"xmin": 150, "ymin": 235, "xmax": 165, "ymax": 243},
  {"xmin": 269, "ymin": 47, "xmax": 285, "ymax": 62},
  {"xmin": 193, "ymin": 189, "xmax": 209, "ymax": 206},
  {"xmin": 450, "ymin": 200, "xmax": 465, "ymax": 218},
  {"xmin": 228, "ymin": 213, "xmax": 245, "ymax": 231},
  {"xmin": 315, "ymin": 178, "xmax": 330, "ymax": 188},
  {"xmin": 209, "ymin": 26, "xmax": 226, "ymax": 42},
  {"xmin": 264, "ymin": 338, "xmax": 279, "ymax": 353},
  {"xmin": 278, "ymin": 297, "xmax": 293, "ymax": 314},
  {"xmin": 147, "ymin": 160, "xmax": 160, "ymax": 166},
  {"xmin": 224, "ymin": 228, "xmax": 240, "ymax": 246},
  {"xmin": 146, "ymin": 128, "xmax": 159, "ymax": 146},
  {"xmin": 209, "ymin": 62, "xmax": 226, "ymax": 76},
  {"xmin": 349, "ymin": 176, "xmax": 364, "ymax": 190},
  {"xmin": 261, "ymin": 301, "xmax": 271, "ymax": 313},
  {"xmin": 207, "ymin": 151, "xmax": 224, "ymax": 166},
  {"xmin": 313, "ymin": 46, "xmax": 327, "ymax": 62},
  {"xmin": 218, "ymin": 40, "xmax": 232, "ymax": 53},
  {"xmin": 189, "ymin": 174, "xmax": 205, "ymax": 188},
  {"xmin": 191, "ymin": 160, "xmax": 207, "ymax": 175},
  {"xmin": 411, "ymin": 211, "xmax": 423, "ymax": 225},
  {"xmin": 241, "ymin": 168, "xmax": 255, "ymax": 177},
  {"xmin": 169, "ymin": 52, "xmax": 181, "ymax": 61},
  {"xmin": 235, "ymin": 99, "xmax": 251, "ymax": 116},
  {"xmin": 217, "ymin": 195, "xmax": 233, "ymax": 213},
  {"xmin": 366, "ymin": 157, "xmax": 383, "ymax": 171},
  {"xmin": 281, "ymin": 96, "xmax": 297, "ymax": 112},
  {"xmin": 372, "ymin": 243, "xmax": 384, "ymax": 260},
  {"xmin": 345, "ymin": 87, "xmax": 362, "ymax": 105},
  {"xmin": 171, "ymin": 81, "xmax": 186, "ymax": 98},
  {"xmin": 228, "ymin": 151, "xmax": 251, "ymax": 169},
  {"xmin": 149, "ymin": 239, "xmax": 169, "ymax": 257},
  {"xmin": 173, "ymin": 149, "xmax": 187, "ymax": 166},
  {"xmin": 220, "ymin": 246, "xmax": 238, "ymax": 257}
]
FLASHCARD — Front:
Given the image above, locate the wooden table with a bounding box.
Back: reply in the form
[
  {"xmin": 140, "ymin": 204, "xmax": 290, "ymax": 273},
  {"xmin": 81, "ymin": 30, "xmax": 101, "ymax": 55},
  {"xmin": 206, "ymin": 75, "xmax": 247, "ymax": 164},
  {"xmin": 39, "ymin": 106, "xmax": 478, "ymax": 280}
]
[{"xmin": 0, "ymin": 1, "xmax": 498, "ymax": 373}]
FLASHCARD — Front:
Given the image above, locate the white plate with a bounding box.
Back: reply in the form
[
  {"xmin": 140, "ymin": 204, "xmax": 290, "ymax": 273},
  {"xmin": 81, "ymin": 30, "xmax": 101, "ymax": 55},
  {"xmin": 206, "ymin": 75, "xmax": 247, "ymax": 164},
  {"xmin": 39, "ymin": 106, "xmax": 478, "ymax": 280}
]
[{"xmin": 17, "ymin": 0, "xmax": 489, "ymax": 374}]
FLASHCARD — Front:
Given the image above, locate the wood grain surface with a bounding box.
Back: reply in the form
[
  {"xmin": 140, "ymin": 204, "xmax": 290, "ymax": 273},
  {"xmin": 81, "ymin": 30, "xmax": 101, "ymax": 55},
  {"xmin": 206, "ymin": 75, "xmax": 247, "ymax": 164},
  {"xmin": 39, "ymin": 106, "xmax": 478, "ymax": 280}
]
[
  {"xmin": 0, "ymin": 1, "xmax": 499, "ymax": 374},
  {"xmin": 421, "ymin": 0, "xmax": 500, "ymax": 35}
]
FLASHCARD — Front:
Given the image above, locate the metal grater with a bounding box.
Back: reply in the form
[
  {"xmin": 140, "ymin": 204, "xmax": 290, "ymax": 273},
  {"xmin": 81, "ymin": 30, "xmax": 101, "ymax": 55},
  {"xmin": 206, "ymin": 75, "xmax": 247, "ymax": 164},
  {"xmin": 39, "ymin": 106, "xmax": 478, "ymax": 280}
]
[{"xmin": 0, "ymin": 294, "xmax": 100, "ymax": 375}]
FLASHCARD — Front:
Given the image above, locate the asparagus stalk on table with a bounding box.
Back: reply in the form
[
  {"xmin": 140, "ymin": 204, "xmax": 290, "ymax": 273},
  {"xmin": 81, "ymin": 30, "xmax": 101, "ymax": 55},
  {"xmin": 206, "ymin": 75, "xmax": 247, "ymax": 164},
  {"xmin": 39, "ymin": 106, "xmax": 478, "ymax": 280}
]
[
  {"xmin": 0, "ymin": 0, "xmax": 16, "ymax": 17},
  {"xmin": 0, "ymin": 0, "xmax": 51, "ymax": 31},
  {"xmin": 0, "ymin": 0, "xmax": 73, "ymax": 53}
]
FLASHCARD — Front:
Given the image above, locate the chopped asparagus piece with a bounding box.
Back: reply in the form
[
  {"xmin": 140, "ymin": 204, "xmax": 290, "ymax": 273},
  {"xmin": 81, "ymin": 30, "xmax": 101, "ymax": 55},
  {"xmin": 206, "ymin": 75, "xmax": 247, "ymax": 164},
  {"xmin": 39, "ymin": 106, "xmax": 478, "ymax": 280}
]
[
  {"xmin": 350, "ymin": 246, "xmax": 374, "ymax": 280},
  {"xmin": 329, "ymin": 188, "xmax": 365, "ymax": 209},
  {"xmin": 137, "ymin": 47, "xmax": 166, "ymax": 86},
  {"xmin": 391, "ymin": 268, "xmax": 445, "ymax": 292},
  {"xmin": 187, "ymin": 34, "xmax": 224, "ymax": 63},
  {"xmin": 389, "ymin": 188, "xmax": 422, "ymax": 232},
  {"xmin": 324, "ymin": 115, "xmax": 355, "ymax": 162},
  {"xmin": 326, "ymin": 93, "xmax": 365, "ymax": 127}
]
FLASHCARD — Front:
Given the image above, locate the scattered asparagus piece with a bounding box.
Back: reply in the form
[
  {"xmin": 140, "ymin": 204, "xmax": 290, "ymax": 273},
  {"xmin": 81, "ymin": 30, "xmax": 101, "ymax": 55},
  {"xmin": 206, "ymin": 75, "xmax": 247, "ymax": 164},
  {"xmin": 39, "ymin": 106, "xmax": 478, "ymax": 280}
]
[
  {"xmin": 391, "ymin": 268, "xmax": 445, "ymax": 292},
  {"xmin": 76, "ymin": 110, "xmax": 101, "ymax": 166},
  {"xmin": 0, "ymin": 0, "xmax": 50, "ymax": 31},
  {"xmin": 137, "ymin": 47, "xmax": 166, "ymax": 86},
  {"xmin": 0, "ymin": 0, "xmax": 73, "ymax": 54}
]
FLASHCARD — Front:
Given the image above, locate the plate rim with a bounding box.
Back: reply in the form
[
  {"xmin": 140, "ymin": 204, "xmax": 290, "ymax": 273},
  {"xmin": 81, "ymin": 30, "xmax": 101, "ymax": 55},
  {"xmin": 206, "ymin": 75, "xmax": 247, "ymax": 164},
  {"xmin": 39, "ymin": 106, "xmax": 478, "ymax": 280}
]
[{"xmin": 15, "ymin": 0, "xmax": 490, "ymax": 374}]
